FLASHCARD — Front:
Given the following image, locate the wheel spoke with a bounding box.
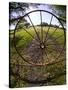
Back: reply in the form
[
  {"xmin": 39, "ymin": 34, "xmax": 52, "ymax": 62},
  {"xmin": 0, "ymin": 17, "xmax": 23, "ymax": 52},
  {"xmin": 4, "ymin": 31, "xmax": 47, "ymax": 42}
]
[
  {"xmin": 41, "ymin": 49, "xmax": 44, "ymax": 64},
  {"xmin": 44, "ymin": 48, "xmax": 50, "ymax": 61},
  {"xmin": 46, "ymin": 24, "xmax": 60, "ymax": 41},
  {"xmin": 45, "ymin": 47, "xmax": 56, "ymax": 58},
  {"xmin": 21, "ymin": 27, "xmax": 40, "ymax": 42},
  {"xmin": 46, "ymin": 46, "xmax": 59, "ymax": 52},
  {"xmin": 50, "ymin": 24, "xmax": 60, "ymax": 36},
  {"xmin": 40, "ymin": 11, "xmax": 43, "ymax": 43},
  {"xmin": 53, "ymin": 34, "xmax": 64, "ymax": 41},
  {"xmin": 44, "ymin": 15, "xmax": 53, "ymax": 43},
  {"xmin": 46, "ymin": 43, "xmax": 63, "ymax": 46},
  {"xmin": 27, "ymin": 14, "xmax": 41, "ymax": 44}
]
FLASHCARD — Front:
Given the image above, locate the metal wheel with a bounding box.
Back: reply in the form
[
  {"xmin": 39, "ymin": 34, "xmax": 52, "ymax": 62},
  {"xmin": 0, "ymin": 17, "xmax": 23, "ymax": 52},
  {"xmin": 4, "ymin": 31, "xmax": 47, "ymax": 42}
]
[{"xmin": 13, "ymin": 10, "xmax": 66, "ymax": 85}]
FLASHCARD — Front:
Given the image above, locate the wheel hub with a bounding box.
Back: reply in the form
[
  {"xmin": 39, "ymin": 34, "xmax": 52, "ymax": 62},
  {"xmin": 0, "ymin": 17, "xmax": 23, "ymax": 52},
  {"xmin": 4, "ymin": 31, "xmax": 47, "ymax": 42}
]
[{"xmin": 40, "ymin": 44, "xmax": 45, "ymax": 49}]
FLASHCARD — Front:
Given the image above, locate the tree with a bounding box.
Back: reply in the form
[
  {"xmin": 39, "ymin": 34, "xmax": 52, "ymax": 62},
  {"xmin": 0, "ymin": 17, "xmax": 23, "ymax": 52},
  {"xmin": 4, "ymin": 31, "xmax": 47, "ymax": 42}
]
[
  {"xmin": 9, "ymin": 2, "xmax": 40, "ymax": 30},
  {"xmin": 38, "ymin": 22, "xmax": 48, "ymax": 26},
  {"xmin": 16, "ymin": 18, "xmax": 28, "ymax": 30},
  {"xmin": 49, "ymin": 5, "xmax": 66, "ymax": 28},
  {"xmin": 24, "ymin": 23, "xmax": 30, "ymax": 28},
  {"xmin": 49, "ymin": 5, "xmax": 66, "ymax": 20},
  {"xmin": 9, "ymin": 2, "xmax": 40, "ymax": 22}
]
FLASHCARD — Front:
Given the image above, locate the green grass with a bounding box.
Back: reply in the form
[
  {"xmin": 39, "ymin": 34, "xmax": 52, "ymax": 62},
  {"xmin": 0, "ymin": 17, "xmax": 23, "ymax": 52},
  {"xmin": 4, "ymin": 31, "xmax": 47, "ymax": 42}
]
[
  {"xmin": 10, "ymin": 27, "xmax": 36, "ymax": 48},
  {"xmin": 10, "ymin": 26, "xmax": 65, "ymax": 48}
]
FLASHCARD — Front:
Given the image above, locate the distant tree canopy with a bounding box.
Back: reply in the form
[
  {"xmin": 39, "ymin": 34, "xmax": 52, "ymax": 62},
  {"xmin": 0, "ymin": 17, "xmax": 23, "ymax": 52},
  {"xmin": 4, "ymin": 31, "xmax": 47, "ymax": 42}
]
[
  {"xmin": 16, "ymin": 18, "xmax": 30, "ymax": 30},
  {"xmin": 24, "ymin": 22, "xmax": 30, "ymax": 28},
  {"xmin": 37, "ymin": 22, "xmax": 60, "ymax": 28},
  {"xmin": 41, "ymin": 22, "xmax": 48, "ymax": 26},
  {"xmin": 37, "ymin": 22, "xmax": 48, "ymax": 26}
]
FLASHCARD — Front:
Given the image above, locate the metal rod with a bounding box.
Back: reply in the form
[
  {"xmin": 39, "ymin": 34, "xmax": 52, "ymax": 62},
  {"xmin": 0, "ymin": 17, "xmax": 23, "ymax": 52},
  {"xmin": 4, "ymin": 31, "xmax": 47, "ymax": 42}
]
[
  {"xmin": 53, "ymin": 34, "xmax": 64, "ymax": 41},
  {"xmin": 46, "ymin": 24, "xmax": 60, "ymax": 41},
  {"xmin": 22, "ymin": 27, "xmax": 39, "ymax": 42},
  {"xmin": 27, "ymin": 14, "xmax": 41, "ymax": 44},
  {"xmin": 44, "ymin": 15, "xmax": 53, "ymax": 43},
  {"xmin": 40, "ymin": 11, "xmax": 43, "ymax": 43}
]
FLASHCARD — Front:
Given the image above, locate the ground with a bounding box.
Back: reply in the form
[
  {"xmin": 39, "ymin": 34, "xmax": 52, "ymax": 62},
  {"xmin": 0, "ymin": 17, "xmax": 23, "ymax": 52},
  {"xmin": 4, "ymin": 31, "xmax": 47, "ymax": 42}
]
[{"xmin": 9, "ymin": 26, "xmax": 66, "ymax": 88}]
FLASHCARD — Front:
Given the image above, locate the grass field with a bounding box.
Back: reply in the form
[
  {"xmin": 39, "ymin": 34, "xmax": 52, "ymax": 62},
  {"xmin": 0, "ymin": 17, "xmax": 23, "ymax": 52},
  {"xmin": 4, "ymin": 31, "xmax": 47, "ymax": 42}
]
[
  {"xmin": 10, "ymin": 26, "xmax": 65, "ymax": 48},
  {"xmin": 9, "ymin": 26, "xmax": 66, "ymax": 87}
]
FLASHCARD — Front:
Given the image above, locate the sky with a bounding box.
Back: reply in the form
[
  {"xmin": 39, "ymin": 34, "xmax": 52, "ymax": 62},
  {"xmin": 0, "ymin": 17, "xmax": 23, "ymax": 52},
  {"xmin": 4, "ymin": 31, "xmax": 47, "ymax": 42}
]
[
  {"xmin": 26, "ymin": 4, "xmax": 59, "ymax": 25},
  {"xmin": 10, "ymin": 4, "xmax": 60, "ymax": 30}
]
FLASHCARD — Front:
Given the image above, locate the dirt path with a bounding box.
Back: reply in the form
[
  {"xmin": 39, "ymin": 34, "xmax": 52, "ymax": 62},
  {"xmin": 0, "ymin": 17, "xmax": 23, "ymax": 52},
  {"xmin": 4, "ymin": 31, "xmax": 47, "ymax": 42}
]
[
  {"xmin": 18, "ymin": 33, "xmax": 65, "ymax": 84},
  {"xmin": 20, "ymin": 33, "xmax": 64, "ymax": 64}
]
